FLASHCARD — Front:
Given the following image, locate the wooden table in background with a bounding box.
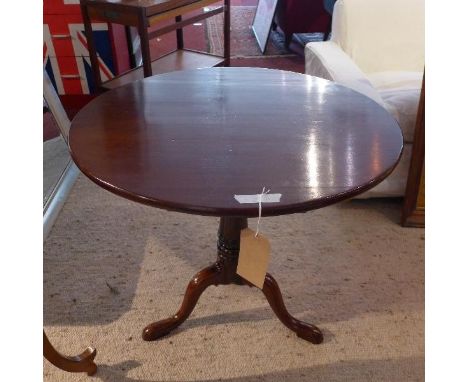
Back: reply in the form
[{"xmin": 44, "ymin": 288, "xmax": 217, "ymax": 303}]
[
  {"xmin": 402, "ymin": 74, "xmax": 425, "ymax": 227},
  {"xmin": 69, "ymin": 67, "xmax": 403, "ymax": 345},
  {"xmin": 80, "ymin": 0, "xmax": 231, "ymax": 92}
]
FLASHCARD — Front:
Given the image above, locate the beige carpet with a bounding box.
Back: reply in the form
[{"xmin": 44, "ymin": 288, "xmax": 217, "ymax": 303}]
[
  {"xmin": 206, "ymin": 6, "xmax": 290, "ymax": 57},
  {"xmin": 44, "ymin": 175, "xmax": 424, "ymax": 381}
]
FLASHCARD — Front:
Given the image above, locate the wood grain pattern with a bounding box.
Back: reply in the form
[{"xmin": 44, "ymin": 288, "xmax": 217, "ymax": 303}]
[{"xmin": 70, "ymin": 67, "xmax": 403, "ymax": 217}]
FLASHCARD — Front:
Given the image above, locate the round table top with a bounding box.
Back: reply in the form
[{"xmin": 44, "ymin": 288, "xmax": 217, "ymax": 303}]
[{"xmin": 69, "ymin": 67, "xmax": 403, "ymax": 217}]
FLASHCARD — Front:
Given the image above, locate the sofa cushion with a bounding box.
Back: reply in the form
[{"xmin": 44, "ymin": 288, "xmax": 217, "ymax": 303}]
[
  {"xmin": 331, "ymin": 0, "xmax": 425, "ymax": 74},
  {"xmin": 356, "ymin": 142, "xmax": 412, "ymax": 198},
  {"xmin": 368, "ymin": 71, "xmax": 423, "ymax": 143},
  {"xmin": 305, "ymin": 41, "xmax": 386, "ymax": 108}
]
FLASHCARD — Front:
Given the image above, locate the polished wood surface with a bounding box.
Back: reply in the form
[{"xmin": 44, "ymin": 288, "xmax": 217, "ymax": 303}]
[
  {"xmin": 402, "ymin": 74, "xmax": 425, "ymax": 227},
  {"xmin": 102, "ymin": 50, "xmax": 225, "ymax": 90},
  {"xmin": 143, "ymin": 217, "xmax": 323, "ymax": 344},
  {"xmin": 146, "ymin": 0, "xmax": 220, "ymax": 25},
  {"xmin": 70, "ymin": 67, "xmax": 403, "ymax": 218},
  {"xmin": 84, "ymin": 0, "xmax": 203, "ymax": 17},
  {"xmin": 43, "ymin": 331, "xmax": 97, "ymax": 375}
]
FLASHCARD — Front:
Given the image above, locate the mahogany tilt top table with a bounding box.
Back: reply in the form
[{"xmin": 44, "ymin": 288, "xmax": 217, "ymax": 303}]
[{"xmin": 69, "ymin": 67, "xmax": 403, "ymax": 344}]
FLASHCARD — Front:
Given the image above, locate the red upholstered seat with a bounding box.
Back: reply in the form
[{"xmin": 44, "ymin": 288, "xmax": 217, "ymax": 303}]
[{"xmin": 274, "ymin": 0, "xmax": 331, "ymax": 48}]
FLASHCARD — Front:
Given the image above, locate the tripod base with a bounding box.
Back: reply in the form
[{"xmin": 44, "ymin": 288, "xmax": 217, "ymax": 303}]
[{"xmin": 142, "ymin": 217, "xmax": 323, "ymax": 344}]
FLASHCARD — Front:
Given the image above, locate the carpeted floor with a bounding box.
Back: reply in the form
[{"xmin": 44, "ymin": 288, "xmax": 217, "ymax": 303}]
[
  {"xmin": 206, "ymin": 6, "xmax": 289, "ymax": 57},
  {"xmin": 148, "ymin": 5, "xmax": 291, "ymax": 60},
  {"xmin": 231, "ymin": 56, "xmax": 304, "ymax": 74},
  {"xmin": 44, "ymin": 175, "xmax": 424, "ymax": 381}
]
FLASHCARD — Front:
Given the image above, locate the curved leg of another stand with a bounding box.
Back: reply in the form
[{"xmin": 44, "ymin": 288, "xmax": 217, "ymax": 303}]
[
  {"xmin": 262, "ymin": 273, "xmax": 323, "ymax": 344},
  {"xmin": 43, "ymin": 331, "xmax": 97, "ymax": 376},
  {"xmin": 142, "ymin": 263, "xmax": 221, "ymax": 341}
]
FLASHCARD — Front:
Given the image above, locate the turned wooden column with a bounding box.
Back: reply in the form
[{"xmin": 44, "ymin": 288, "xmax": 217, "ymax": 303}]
[{"xmin": 216, "ymin": 217, "xmax": 247, "ymax": 285}]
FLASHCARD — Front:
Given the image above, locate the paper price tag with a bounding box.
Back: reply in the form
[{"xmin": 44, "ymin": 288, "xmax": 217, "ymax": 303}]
[{"xmin": 237, "ymin": 228, "xmax": 271, "ymax": 289}]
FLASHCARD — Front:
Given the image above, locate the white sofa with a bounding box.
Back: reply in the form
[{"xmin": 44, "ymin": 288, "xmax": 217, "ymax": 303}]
[{"xmin": 305, "ymin": 0, "xmax": 424, "ymax": 197}]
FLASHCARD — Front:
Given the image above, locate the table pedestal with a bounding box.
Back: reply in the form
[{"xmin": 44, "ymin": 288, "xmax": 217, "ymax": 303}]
[{"xmin": 142, "ymin": 217, "xmax": 323, "ymax": 344}]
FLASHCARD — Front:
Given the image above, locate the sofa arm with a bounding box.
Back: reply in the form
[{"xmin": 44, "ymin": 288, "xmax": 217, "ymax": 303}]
[{"xmin": 305, "ymin": 41, "xmax": 385, "ymax": 107}]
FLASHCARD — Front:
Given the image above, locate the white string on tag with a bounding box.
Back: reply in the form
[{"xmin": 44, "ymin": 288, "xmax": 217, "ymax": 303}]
[
  {"xmin": 255, "ymin": 187, "xmax": 270, "ymax": 237},
  {"xmin": 233, "ymin": 189, "xmax": 281, "ymax": 238}
]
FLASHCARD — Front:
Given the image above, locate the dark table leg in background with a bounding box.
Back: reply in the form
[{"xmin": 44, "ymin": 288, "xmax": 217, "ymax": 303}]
[
  {"xmin": 224, "ymin": 0, "xmax": 231, "ymax": 67},
  {"xmin": 142, "ymin": 217, "xmax": 323, "ymax": 344},
  {"xmin": 176, "ymin": 15, "xmax": 184, "ymax": 50},
  {"xmin": 81, "ymin": 1, "xmax": 102, "ymax": 91},
  {"xmin": 138, "ymin": 9, "xmax": 152, "ymax": 77}
]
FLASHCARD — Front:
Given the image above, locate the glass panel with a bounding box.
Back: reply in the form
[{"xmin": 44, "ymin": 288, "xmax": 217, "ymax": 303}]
[{"xmin": 43, "ymin": 107, "xmax": 71, "ymax": 207}]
